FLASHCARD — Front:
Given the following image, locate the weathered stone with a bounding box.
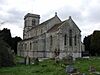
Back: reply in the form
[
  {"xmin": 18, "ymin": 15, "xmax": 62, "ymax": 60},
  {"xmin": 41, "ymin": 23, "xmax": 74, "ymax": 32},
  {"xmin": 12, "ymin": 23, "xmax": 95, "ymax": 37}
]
[
  {"xmin": 25, "ymin": 56, "xmax": 30, "ymax": 65},
  {"xmin": 17, "ymin": 13, "xmax": 84, "ymax": 59},
  {"xmin": 34, "ymin": 58, "xmax": 39, "ymax": 65},
  {"xmin": 89, "ymin": 65, "xmax": 96, "ymax": 72},
  {"xmin": 66, "ymin": 65, "xmax": 77, "ymax": 73},
  {"xmin": 55, "ymin": 56, "xmax": 60, "ymax": 63}
]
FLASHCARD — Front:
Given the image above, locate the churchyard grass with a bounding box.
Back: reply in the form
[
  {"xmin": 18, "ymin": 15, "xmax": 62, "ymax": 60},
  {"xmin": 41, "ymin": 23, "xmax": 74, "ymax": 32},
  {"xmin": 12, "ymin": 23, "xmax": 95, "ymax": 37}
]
[{"xmin": 0, "ymin": 57, "xmax": 100, "ymax": 75}]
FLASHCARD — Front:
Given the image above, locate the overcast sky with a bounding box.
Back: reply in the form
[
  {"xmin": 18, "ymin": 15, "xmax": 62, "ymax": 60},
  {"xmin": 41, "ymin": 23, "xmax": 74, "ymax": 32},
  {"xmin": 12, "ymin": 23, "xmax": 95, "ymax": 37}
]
[{"xmin": 0, "ymin": 0, "xmax": 100, "ymax": 41}]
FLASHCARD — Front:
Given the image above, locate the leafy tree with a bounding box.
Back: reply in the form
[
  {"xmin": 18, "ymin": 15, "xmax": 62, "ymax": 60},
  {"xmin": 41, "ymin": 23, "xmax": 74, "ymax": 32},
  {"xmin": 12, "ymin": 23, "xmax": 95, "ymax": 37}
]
[
  {"xmin": 0, "ymin": 28, "xmax": 22, "ymax": 54},
  {"xmin": 83, "ymin": 35, "xmax": 92, "ymax": 55},
  {"xmin": 0, "ymin": 28, "xmax": 22, "ymax": 67},
  {"xmin": 0, "ymin": 40, "xmax": 15, "ymax": 67},
  {"xmin": 11, "ymin": 37, "xmax": 22, "ymax": 54},
  {"xmin": 83, "ymin": 30, "xmax": 100, "ymax": 56},
  {"xmin": 0, "ymin": 28, "xmax": 12, "ymax": 46},
  {"xmin": 90, "ymin": 31, "xmax": 100, "ymax": 56}
]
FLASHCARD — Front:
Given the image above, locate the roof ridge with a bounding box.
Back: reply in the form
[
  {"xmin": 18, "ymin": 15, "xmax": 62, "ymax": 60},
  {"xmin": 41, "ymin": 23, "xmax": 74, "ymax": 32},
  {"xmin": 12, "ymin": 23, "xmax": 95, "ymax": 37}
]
[
  {"xmin": 47, "ymin": 21, "xmax": 65, "ymax": 33},
  {"xmin": 39, "ymin": 16, "xmax": 55, "ymax": 25},
  {"xmin": 40, "ymin": 15, "xmax": 61, "ymax": 25},
  {"xmin": 27, "ymin": 15, "xmax": 61, "ymax": 32}
]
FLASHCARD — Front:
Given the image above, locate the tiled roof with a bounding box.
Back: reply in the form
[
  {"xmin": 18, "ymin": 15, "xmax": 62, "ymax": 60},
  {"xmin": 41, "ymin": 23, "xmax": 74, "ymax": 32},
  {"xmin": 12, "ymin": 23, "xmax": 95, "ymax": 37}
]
[
  {"xmin": 40, "ymin": 16, "xmax": 56, "ymax": 25},
  {"xmin": 19, "ymin": 33, "xmax": 46, "ymax": 42},
  {"xmin": 47, "ymin": 21, "xmax": 65, "ymax": 33},
  {"xmin": 27, "ymin": 15, "xmax": 61, "ymax": 32}
]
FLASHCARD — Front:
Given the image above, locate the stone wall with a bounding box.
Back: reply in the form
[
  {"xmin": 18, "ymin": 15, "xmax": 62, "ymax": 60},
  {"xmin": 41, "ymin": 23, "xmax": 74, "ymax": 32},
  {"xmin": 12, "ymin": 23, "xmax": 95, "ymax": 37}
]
[{"xmin": 17, "ymin": 13, "xmax": 84, "ymax": 59}]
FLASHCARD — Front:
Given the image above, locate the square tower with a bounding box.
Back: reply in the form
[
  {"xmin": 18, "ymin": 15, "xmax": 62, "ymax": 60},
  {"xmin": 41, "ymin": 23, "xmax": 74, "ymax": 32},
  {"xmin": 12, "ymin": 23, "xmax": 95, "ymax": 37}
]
[{"xmin": 23, "ymin": 13, "xmax": 40, "ymax": 39}]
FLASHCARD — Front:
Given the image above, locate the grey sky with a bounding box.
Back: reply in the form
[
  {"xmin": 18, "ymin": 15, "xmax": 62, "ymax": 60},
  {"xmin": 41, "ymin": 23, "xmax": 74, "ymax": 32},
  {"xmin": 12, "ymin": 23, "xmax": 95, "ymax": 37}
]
[{"xmin": 0, "ymin": 0, "xmax": 100, "ymax": 40}]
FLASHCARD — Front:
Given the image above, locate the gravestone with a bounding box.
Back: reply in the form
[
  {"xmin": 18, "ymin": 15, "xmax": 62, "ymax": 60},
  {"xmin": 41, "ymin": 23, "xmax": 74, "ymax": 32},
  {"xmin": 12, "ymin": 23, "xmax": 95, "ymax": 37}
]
[
  {"xmin": 25, "ymin": 56, "xmax": 30, "ymax": 65},
  {"xmin": 65, "ymin": 65, "xmax": 77, "ymax": 74},
  {"xmin": 89, "ymin": 65, "xmax": 100, "ymax": 75},
  {"xmin": 89, "ymin": 65, "xmax": 96, "ymax": 72},
  {"xmin": 34, "ymin": 57, "xmax": 39, "ymax": 65},
  {"xmin": 63, "ymin": 55, "xmax": 73, "ymax": 65}
]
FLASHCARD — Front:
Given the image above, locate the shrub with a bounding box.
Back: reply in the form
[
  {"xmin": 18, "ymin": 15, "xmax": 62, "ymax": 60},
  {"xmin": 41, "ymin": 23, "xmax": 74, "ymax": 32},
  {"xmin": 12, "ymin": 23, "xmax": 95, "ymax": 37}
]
[{"xmin": 0, "ymin": 40, "xmax": 15, "ymax": 67}]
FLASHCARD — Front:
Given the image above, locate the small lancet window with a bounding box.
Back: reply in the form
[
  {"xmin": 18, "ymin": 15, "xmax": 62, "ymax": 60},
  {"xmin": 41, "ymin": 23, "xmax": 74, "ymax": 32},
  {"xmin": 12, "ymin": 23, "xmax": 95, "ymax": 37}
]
[
  {"xmin": 69, "ymin": 29, "xmax": 72, "ymax": 46},
  {"xmin": 30, "ymin": 43, "xmax": 32, "ymax": 50},
  {"xmin": 74, "ymin": 35, "xmax": 77, "ymax": 46},
  {"xmin": 50, "ymin": 35, "xmax": 53, "ymax": 46},
  {"xmin": 32, "ymin": 19, "xmax": 36, "ymax": 26},
  {"xmin": 64, "ymin": 34, "xmax": 67, "ymax": 45}
]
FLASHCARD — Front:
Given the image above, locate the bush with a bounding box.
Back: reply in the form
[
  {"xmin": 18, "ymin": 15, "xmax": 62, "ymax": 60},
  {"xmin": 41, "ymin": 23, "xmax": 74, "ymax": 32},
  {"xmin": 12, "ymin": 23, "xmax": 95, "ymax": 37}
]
[{"xmin": 0, "ymin": 40, "xmax": 15, "ymax": 67}]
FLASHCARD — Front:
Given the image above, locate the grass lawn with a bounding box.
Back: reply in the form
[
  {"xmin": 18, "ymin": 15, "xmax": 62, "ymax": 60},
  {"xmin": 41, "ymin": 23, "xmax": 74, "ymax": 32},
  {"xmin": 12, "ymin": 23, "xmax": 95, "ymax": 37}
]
[{"xmin": 0, "ymin": 57, "xmax": 100, "ymax": 75}]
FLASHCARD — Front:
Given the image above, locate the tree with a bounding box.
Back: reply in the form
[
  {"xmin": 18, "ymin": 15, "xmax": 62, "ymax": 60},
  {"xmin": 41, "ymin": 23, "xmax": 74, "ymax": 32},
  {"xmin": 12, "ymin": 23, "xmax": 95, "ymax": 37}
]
[
  {"xmin": 0, "ymin": 28, "xmax": 22, "ymax": 54},
  {"xmin": 11, "ymin": 37, "xmax": 22, "ymax": 54},
  {"xmin": 83, "ymin": 35, "xmax": 92, "ymax": 55},
  {"xmin": 83, "ymin": 30, "xmax": 100, "ymax": 56},
  {"xmin": 90, "ymin": 31, "xmax": 100, "ymax": 56},
  {"xmin": 0, "ymin": 40, "xmax": 15, "ymax": 67}
]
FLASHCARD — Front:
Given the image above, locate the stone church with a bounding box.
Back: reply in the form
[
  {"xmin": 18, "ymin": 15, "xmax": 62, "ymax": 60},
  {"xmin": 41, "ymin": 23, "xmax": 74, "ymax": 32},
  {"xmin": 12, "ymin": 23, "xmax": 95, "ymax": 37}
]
[{"xmin": 17, "ymin": 13, "xmax": 84, "ymax": 59}]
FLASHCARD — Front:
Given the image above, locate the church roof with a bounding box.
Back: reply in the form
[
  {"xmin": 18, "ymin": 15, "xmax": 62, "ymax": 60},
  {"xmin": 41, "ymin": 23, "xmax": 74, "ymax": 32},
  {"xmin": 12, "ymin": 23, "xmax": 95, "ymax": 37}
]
[
  {"xmin": 19, "ymin": 33, "xmax": 46, "ymax": 42},
  {"xmin": 39, "ymin": 15, "xmax": 61, "ymax": 26},
  {"xmin": 69, "ymin": 18, "xmax": 81, "ymax": 32},
  {"xmin": 47, "ymin": 16, "xmax": 81, "ymax": 33},
  {"xmin": 40, "ymin": 13, "xmax": 61, "ymax": 26},
  {"xmin": 47, "ymin": 21, "xmax": 65, "ymax": 33},
  {"xmin": 27, "ymin": 15, "xmax": 61, "ymax": 32}
]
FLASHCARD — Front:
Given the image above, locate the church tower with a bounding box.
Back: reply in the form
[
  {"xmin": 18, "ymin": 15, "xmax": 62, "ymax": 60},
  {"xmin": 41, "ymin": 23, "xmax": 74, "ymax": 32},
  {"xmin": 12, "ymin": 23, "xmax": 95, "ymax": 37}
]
[{"xmin": 23, "ymin": 13, "xmax": 40, "ymax": 39}]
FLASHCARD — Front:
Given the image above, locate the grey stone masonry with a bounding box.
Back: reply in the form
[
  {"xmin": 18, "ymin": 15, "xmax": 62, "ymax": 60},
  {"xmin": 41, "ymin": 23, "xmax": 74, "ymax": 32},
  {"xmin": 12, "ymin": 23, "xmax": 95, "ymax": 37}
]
[{"xmin": 17, "ymin": 13, "xmax": 84, "ymax": 59}]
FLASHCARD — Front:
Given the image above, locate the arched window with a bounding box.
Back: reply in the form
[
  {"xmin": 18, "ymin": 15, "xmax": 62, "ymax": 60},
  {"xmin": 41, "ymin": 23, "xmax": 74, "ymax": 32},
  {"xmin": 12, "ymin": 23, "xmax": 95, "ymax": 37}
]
[
  {"xmin": 74, "ymin": 35, "xmax": 77, "ymax": 46},
  {"xmin": 20, "ymin": 43, "xmax": 22, "ymax": 50},
  {"xmin": 30, "ymin": 42, "xmax": 32, "ymax": 50},
  {"xmin": 32, "ymin": 19, "xmax": 36, "ymax": 26},
  {"xmin": 64, "ymin": 34, "xmax": 67, "ymax": 45},
  {"xmin": 50, "ymin": 35, "xmax": 52, "ymax": 46},
  {"xmin": 25, "ymin": 43, "xmax": 27, "ymax": 50},
  {"xmin": 69, "ymin": 29, "xmax": 72, "ymax": 46}
]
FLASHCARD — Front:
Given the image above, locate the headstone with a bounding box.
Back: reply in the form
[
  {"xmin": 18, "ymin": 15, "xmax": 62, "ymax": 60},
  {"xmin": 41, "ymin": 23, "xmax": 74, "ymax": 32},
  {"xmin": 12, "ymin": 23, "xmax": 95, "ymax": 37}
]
[
  {"xmin": 67, "ymin": 55, "xmax": 73, "ymax": 61},
  {"xmin": 88, "ymin": 65, "xmax": 100, "ymax": 75},
  {"xmin": 66, "ymin": 55, "xmax": 73, "ymax": 65},
  {"xmin": 66, "ymin": 65, "xmax": 77, "ymax": 73},
  {"xmin": 25, "ymin": 56, "xmax": 30, "ymax": 65},
  {"xmin": 34, "ymin": 57, "xmax": 39, "ymax": 65},
  {"xmin": 89, "ymin": 65, "xmax": 96, "ymax": 72}
]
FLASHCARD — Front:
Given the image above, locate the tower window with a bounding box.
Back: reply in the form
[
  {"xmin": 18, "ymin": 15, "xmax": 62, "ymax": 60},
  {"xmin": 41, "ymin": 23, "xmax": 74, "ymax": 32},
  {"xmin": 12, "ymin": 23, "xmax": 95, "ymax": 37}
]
[
  {"xmin": 64, "ymin": 34, "xmax": 67, "ymax": 45},
  {"xmin": 32, "ymin": 19, "xmax": 36, "ymax": 26}
]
